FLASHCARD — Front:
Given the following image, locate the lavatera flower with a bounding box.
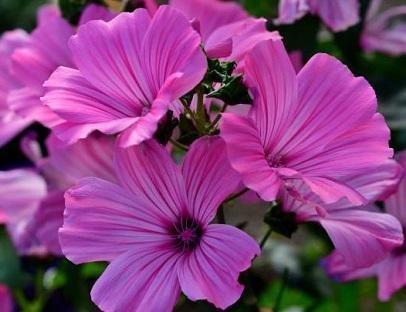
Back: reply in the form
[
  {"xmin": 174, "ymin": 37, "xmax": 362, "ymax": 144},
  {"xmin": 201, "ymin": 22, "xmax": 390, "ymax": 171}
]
[
  {"xmin": 42, "ymin": 6, "xmax": 207, "ymax": 147},
  {"xmin": 59, "ymin": 137, "xmax": 260, "ymax": 311},
  {"xmin": 220, "ymin": 38, "xmax": 394, "ymax": 207},
  {"xmin": 324, "ymin": 152, "xmax": 406, "ymax": 301}
]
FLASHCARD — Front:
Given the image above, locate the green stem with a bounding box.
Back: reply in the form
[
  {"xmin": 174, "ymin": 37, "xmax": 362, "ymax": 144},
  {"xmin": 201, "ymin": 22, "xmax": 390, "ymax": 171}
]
[
  {"xmin": 259, "ymin": 227, "xmax": 272, "ymax": 249},
  {"xmin": 195, "ymin": 87, "xmax": 207, "ymax": 134},
  {"xmin": 169, "ymin": 138, "xmax": 189, "ymax": 151},
  {"xmin": 12, "ymin": 289, "xmax": 31, "ymax": 311},
  {"xmin": 217, "ymin": 205, "xmax": 226, "ymax": 224},
  {"xmin": 273, "ymin": 269, "xmax": 289, "ymax": 312}
]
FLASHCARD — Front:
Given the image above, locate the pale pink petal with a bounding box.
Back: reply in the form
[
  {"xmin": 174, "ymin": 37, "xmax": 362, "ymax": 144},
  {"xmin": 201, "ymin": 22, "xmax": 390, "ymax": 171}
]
[
  {"xmin": 308, "ymin": 0, "xmax": 360, "ymax": 32},
  {"xmin": 181, "ymin": 136, "xmax": 240, "ymax": 225},
  {"xmin": 46, "ymin": 133, "xmax": 116, "ymax": 183},
  {"xmin": 0, "ymin": 113, "xmax": 31, "ymax": 147},
  {"xmin": 322, "ymin": 250, "xmax": 380, "ymax": 281},
  {"xmin": 170, "ymin": 0, "xmax": 248, "ymax": 43},
  {"xmin": 60, "ymin": 177, "xmax": 170, "ymax": 263},
  {"xmin": 114, "ymin": 139, "xmax": 188, "ymax": 222},
  {"xmin": 377, "ymin": 255, "xmax": 406, "ymax": 301},
  {"xmin": 274, "ymin": 0, "xmax": 310, "ymax": 25},
  {"xmin": 34, "ymin": 191, "xmax": 64, "ymax": 255},
  {"xmin": 315, "ymin": 209, "xmax": 403, "ymax": 268},
  {"xmin": 220, "ymin": 113, "xmax": 283, "ymax": 202},
  {"xmin": 385, "ymin": 151, "xmax": 406, "ymax": 225},
  {"xmin": 78, "ymin": 4, "xmax": 116, "ymax": 25},
  {"xmin": 178, "ymin": 224, "xmax": 259, "ymax": 309},
  {"xmin": 92, "ymin": 248, "xmax": 180, "ymax": 312}
]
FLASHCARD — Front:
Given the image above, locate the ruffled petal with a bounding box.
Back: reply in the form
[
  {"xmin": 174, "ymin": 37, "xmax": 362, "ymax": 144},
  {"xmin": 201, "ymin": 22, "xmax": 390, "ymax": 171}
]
[
  {"xmin": 78, "ymin": 4, "xmax": 116, "ymax": 25},
  {"xmin": 181, "ymin": 136, "xmax": 240, "ymax": 225},
  {"xmin": 178, "ymin": 224, "xmax": 259, "ymax": 309},
  {"xmin": 377, "ymin": 255, "xmax": 406, "ymax": 301}
]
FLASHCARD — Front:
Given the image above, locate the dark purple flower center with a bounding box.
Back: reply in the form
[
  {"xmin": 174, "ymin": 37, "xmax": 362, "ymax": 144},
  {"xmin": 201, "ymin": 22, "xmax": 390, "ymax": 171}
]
[
  {"xmin": 169, "ymin": 215, "xmax": 203, "ymax": 252},
  {"xmin": 267, "ymin": 153, "xmax": 285, "ymax": 167}
]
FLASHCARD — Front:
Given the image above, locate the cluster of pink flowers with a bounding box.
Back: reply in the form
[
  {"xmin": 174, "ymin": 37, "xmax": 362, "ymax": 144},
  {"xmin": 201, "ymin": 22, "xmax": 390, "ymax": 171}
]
[{"xmin": 0, "ymin": 0, "xmax": 405, "ymax": 311}]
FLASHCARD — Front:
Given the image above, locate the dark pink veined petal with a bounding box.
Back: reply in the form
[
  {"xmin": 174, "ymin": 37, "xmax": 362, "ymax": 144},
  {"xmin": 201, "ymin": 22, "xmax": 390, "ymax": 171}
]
[
  {"xmin": 243, "ymin": 39, "xmax": 298, "ymax": 152},
  {"xmin": 60, "ymin": 177, "xmax": 172, "ymax": 263},
  {"xmin": 34, "ymin": 191, "xmax": 65, "ymax": 255},
  {"xmin": 92, "ymin": 247, "xmax": 181, "ymax": 312},
  {"xmin": 42, "ymin": 67, "xmax": 139, "ymax": 143},
  {"xmin": 377, "ymin": 254, "xmax": 406, "ymax": 301},
  {"xmin": 322, "ymin": 250, "xmax": 380, "ymax": 281},
  {"xmin": 315, "ymin": 209, "xmax": 403, "ymax": 268},
  {"xmin": 78, "ymin": 4, "xmax": 116, "ymax": 25},
  {"xmin": 220, "ymin": 113, "xmax": 283, "ymax": 202},
  {"xmin": 178, "ymin": 224, "xmax": 259, "ymax": 309},
  {"xmin": 181, "ymin": 136, "xmax": 240, "ymax": 225},
  {"xmin": 114, "ymin": 139, "xmax": 188, "ymax": 222},
  {"xmin": 308, "ymin": 0, "xmax": 360, "ymax": 32},
  {"xmin": 385, "ymin": 151, "xmax": 406, "ymax": 225},
  {"xmin": 170, "ymin": 0, "xmax": 247, "ymax": 43},
  {"xmin": 46, "ymin": 133, "xmax": 116, "ymax": 183}
]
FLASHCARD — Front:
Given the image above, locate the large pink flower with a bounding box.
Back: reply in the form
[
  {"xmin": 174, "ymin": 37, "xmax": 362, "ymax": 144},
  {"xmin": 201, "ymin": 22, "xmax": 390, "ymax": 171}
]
[
  {"xmin": 0, "ymin": 134, "xmax": 115, "ymax": 255},
  {"xmin": 59, "ymin": 137, "xmax": 260, "ymax": 311},
  {"xmin": 220, "ymin": 38, "xmax": 393, "ymax": 206},
  {"xmin": 274, "ymin": 0, "xmax": 360, "ymax": 32},
  {"xmin": 0, "ymin": 30, "xmax": 30, "ymax": 147},
  {"xmin": 281, "ymin": 160, "xmax": 403, "ymax": 268},
  {"xmin": 324, "ymin": 152, "xmax": 406, "ymax": 301},
  {"xmin": 361, "ymin": 0, "xmax": 406, "ymax": 56},
  {"xmin": 43, "ymin": 6, "xmax": 207, "ymax": 147},
  {"xmin": 170, "ymin": 0, "xmax": 279, "ymax": 61}
]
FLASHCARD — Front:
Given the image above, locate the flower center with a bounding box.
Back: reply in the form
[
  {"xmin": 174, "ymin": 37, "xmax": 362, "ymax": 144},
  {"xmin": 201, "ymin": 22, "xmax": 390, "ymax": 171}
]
[
  {"xmin": 267, "ymin": 153, "xmax": 285, "ymax": 167},
  {"xmin": 170, "ymin": 215, "xmax": 203, "ymax": 252}
]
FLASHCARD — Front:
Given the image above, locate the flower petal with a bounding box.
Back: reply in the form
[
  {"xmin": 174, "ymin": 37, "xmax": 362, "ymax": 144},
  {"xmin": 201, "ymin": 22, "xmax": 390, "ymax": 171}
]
[
  {"xmin": 114, "ymin": 139, "xmax": 188, "ymax": 222},
  {"xmin": 91, "ymin": 248, "xmax": 180, "ymax": 312},
  {"xmin": 316, "ymin": 209, "xmax": 403, "ymax": 268},
  {"xmin": 220, "ymin": 113, "xmax": 282, "ymax": 202},
  {"xmin": 60, "ymin": 177, "xmax": 170, "ymax": 263},
  {"xmin": 181, "ymin": 136, "xmax": 240, "ymax": 225},
  {"xmin": 377, "ymin": 255, "xmax": 406, "ymax": 301},
  {"xmin": 178, "ymin": 224, "xmax": 259, "ymax": 309}
]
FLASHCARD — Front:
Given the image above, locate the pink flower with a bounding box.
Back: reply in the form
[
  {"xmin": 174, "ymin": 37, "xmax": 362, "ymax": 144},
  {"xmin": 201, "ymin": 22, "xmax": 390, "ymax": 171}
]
[
  {"xmin": 0, "ymin": 30, "xmax": 31, "ymax": 147},
  {"xmin": 361, "ymin": 0, "xmax": 406, "ymax": 56},
  {"xmin": 0, "ymin": 285, "xmax": 12, "ymax": 312},
  {"xmin": 59, "ymin": 137, "xmax": 260, "ymax": 311},
  {"xmin": 43, "ymin": 6, "xmax": 207, "ymax": 147},
  {"xmin": 324, "ymin": 152, "xmax": 406, "ymax": 301},
  {"xmin": 170, "ymin": 0, "xmax": 280, "ymax": 61},
  {"xmin": 0, "ymin": 134, "xmax": 115, "ymax": 255},
  {"xmin": 281, "ymin": 160, "xmax": 403, "ymax": 268},
  {"xmin": 8, "ymin": 4, "xmax": 115, "ymax": 129},
  {"xmin": 275, "ymin": 0, "xmax": 360, "ymax": 32},
  {"xmin": 220, "ymin": 39, "xmax": 393, "ymax": 206}
]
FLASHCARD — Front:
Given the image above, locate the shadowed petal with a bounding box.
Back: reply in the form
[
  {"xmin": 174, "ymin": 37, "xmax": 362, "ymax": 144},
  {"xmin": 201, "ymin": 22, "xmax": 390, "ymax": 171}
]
[{"xmin": 377, "ymin": 255, "xmax": 406, "ymax": 301}]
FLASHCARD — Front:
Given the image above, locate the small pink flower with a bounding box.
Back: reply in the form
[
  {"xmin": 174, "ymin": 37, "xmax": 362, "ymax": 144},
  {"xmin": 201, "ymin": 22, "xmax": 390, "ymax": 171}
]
[
  {"xmin": 221, "ymin": 38, "xmax": 393, "ymax": 206},
  {"xmin": 59, "ymin": 137, "xmax": 260, "ymax": 311},
  {"xmin": 275, "ymin": 0, "xmax": 360, "ymax": 32},
  {"xmin": 170, "ymin": 0, "xmax": 280, "ymax": 61},
  {"xmin": 361, "ymin": 0, "xmax": 406, "ymax": 56},
  {"xmin": 0, "ymin": 285, "xmax": 12, "ymax": 312},
  {"xmin": 324, "ymin": 152, "xmax": 406, "ymax": 301},
  {"xmin": 43, "ymin": 6, "xmax": 207, "ymax": 147},
  {"xmin": 282, "ymin": 160, "xmax": 403, "ymax": 268}
]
